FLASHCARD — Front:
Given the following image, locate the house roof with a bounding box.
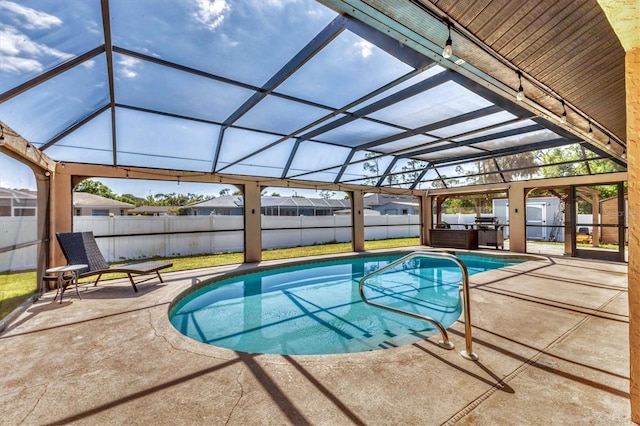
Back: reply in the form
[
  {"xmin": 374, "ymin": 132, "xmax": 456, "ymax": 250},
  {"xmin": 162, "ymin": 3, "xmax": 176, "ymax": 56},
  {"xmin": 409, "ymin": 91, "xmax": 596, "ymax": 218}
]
[
  {"xmin": 188, "ymin": 196, "xmax": 350, "ymax": 209},
  {"xmin": 0, "ymin": 188, "xmax": 37, "ymax": 200},
  {"xmin": 261, "ymin": 197, "xmax": 351, "ymax": 209},
  {"xmin": 363, "ymin": 193, "xmax": 418, "ymax": 207},
  {"xmin": 72, "ymin": 192, "xmax": 134, "ymax": 209},
  {"xmin": 188, "ymin": 195, "xmax": 244, "ymax": 208}
]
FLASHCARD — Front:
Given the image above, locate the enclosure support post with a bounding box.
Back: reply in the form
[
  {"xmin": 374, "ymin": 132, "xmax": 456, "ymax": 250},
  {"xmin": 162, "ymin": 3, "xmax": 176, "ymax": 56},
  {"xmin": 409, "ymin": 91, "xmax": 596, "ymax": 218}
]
[
  {"xmin": 625, "ymin": 45, "xmax": 640, "ymax": 424},
  {"xmin": 350, "ymin": 190, "xmax": 365, "ymax": 252},
  {"xmin": 243, "ymin": 182, "xmax": 262, "ymax": 263},
  {"xmin": 507, "ymin": 185, "xmax": 526, "ymax": 253},
  {"xmin": 49, "ymin": 167, "xmax": 73, "ymax": 267},
  {"xmin": 35, "ymin": 173, "xmax": 50, "ymax": 294},
  {"xmin": 420, "ymin": 194, "xmax": 433, "ymax": 246}
]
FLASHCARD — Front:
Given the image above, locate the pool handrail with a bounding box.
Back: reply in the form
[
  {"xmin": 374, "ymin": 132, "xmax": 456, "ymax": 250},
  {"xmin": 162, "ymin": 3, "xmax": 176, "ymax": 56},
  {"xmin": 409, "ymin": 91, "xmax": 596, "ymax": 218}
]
[{"xmin": 358, "ymin": 251, "xmax": 478, "ymax": 361}]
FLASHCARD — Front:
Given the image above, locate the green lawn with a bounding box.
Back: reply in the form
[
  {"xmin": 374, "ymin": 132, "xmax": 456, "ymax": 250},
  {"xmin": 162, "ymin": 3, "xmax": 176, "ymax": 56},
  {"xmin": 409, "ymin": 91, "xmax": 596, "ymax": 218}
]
[{"xmin": 0, "ymin": 237, "xmax": 420, "ymax": 321}]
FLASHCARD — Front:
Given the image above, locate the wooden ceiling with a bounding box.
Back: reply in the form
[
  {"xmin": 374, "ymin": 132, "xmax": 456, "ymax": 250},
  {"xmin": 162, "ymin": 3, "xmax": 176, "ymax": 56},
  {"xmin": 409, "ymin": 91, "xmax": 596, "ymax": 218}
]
[{"xmin": 418, "ymin": 0, "xmax": 626, "ymax": 142}]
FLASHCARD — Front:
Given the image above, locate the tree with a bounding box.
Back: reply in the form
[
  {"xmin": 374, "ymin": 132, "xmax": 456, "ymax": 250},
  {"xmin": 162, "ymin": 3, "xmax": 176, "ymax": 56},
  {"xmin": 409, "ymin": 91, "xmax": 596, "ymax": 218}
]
[
  {"xmin": 232, "ymin": 190, "xmax": 243, "ymax": 195},
  {"xmin": 362, "ymin": 152, "xmax": 380, "ymax": 186},
  {"xmin": 399, "ymin": 159, "xmax": 427, "ymax": 187},
  {"xmin": 319, "ymin": 190, "xmax": 335, "ymax": 199},
  {"xmin": 495, "ymin": 151, "xmax": 538, "ymax": 181},
  {"xmin": 270, "ymin": 192, "xmax": 280, "ymax": 196},
  {"xmin": 539, "ymin": 145, "xmax": 620, "ymax": 178},
  {"xmin": 442, "ymin": 198, "xmax": 475, "ymax": 214},
  {"xmin": 75, "ymin": 179, "xmax": 117, "ymax": 199},
  {"xmin": 119, "ymin": 193, "xmax": 146, "ymax": 206},
  {"xmin": 219, "ymin": 188, "xmax": 230, "ymax": 196}
]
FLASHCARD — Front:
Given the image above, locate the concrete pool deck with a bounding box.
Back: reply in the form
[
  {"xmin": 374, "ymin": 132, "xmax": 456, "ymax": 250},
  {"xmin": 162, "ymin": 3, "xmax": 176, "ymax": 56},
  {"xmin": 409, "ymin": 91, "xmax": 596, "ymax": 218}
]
[{"xmin": 0, "ymin": 248, "xmax": 632, "ymax": 425}]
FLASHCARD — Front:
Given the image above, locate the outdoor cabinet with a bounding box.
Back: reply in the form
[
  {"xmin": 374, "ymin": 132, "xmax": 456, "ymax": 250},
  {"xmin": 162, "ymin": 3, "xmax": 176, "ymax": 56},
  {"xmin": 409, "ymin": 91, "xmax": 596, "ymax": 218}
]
[
  {"xmin": 477, "ymin": 226, "xmax": 505, "ymax": 249},
  {"xmin": 429, "ymin": 229, "xmax": 479, "ymax": 250}
]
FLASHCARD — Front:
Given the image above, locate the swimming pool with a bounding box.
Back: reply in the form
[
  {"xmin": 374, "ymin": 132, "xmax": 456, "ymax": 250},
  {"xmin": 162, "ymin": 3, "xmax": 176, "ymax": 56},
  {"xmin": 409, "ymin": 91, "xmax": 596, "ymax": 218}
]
[{"xmin": 169, "ymin": 252, "xmax": 524, "ymax": 355}]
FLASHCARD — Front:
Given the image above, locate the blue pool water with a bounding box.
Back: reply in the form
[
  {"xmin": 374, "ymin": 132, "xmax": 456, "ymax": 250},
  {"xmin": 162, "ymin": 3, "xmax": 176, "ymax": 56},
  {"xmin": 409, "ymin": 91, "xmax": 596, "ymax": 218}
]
[{"xmin": 169, "ymin": 253, "xmax": 523, "ymax": 355}]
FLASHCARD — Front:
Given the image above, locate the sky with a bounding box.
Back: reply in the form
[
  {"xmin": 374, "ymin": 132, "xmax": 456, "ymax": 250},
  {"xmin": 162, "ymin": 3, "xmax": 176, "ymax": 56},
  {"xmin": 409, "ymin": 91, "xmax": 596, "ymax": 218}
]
[
  {"xmin": 0, "ymin": 154, "xmax": 36, "ymax": 190},
  {"xmin": 0, "ymin": 0, "xmax": 410, "ymax": 198},
  {"xmin": 0, "ymin": 0, "xmax": 578, "ymax": 196},
  {"xmin": 0, "ymin": 151, "xmax": 339, "ymax": 198}
]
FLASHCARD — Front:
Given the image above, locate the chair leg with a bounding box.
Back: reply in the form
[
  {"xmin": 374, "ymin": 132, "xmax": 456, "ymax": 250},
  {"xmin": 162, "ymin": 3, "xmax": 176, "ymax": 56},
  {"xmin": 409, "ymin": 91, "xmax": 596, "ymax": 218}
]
[
  {"xmin": 127, "ymin": 274, "xmax": 138, "ymax": 292},
  {"xmin": 94, "ymin": 273, "xmax": 103, "ymax": 286},
  {"xmin": 156, "ymin": 271, "xmax": 163, "ymax": 283}
]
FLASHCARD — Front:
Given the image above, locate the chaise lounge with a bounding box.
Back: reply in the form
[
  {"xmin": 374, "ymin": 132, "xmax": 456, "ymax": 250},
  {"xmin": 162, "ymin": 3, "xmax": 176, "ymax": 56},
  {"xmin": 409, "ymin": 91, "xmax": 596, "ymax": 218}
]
[{"xmin": 56, "ymin": 231, "xmax": 173, "ymax": 293}]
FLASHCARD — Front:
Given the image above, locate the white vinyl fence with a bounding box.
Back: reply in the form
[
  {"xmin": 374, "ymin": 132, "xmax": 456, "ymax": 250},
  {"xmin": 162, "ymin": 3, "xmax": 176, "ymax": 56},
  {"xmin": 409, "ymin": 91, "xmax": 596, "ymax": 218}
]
[
  {"xmin": 0, "ymin": 217, "xmax": 38, "ymax": 272},
  {"xmin": 1, "ymin": 214, "xmax": 420, "ymax": 271}
]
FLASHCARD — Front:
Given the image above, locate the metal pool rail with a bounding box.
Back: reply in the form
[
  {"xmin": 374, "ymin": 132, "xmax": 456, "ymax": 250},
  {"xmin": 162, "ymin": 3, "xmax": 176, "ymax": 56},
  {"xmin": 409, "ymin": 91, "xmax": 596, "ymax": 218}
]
[{"xmin": 358, "ymin": 251, "xmax": 478, "ymax": 360}]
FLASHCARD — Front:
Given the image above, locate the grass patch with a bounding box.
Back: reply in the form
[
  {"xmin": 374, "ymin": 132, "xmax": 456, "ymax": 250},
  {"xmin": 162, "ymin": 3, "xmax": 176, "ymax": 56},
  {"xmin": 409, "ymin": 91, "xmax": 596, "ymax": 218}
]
[
  {"xmin": 0, "ymin": 237, "xmax": 420, "ymax": 320},
  {"xmin": 0, "ymin": 270, "xmax": 37, "ymax": 321}
]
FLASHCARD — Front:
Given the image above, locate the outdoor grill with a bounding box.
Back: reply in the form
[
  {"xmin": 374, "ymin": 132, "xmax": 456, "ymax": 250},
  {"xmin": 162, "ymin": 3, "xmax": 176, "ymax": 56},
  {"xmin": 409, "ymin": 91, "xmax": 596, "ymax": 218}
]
[{"xmin": 474, "ymin": 217, "xmax": 505, "ymax": 249}]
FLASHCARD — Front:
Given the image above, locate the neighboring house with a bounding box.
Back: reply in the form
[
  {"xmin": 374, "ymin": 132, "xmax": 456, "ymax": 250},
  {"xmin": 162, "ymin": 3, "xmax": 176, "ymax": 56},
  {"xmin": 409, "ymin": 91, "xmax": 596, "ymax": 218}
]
[
  {"xmin": 73, "ymin": 192, "xmax": 134, "ymax": 216},
  {"xmin": 186, "ymin": 195, "xmax": 244, "ymax": 216},
  {"xmin": 128, "ymin": 205, "xmax": 178, "ymax": 216},
  {"xmin": 364, "ymin": 193, "xmax": 419, "ymax": 215},
  {"xmin": 334, "ymin": 208, "xmax": 380, "ymax": 216},
  {"xmin": 261, "ymin": 197, "xmax": 350, "ymax": 216},
  {"xmin": 186, "ymin": 196, "xmax": 351, "ymax": 216},
  {"xmin": 0, "ymin": 188, "xmax": 37, "ymax": 216}
]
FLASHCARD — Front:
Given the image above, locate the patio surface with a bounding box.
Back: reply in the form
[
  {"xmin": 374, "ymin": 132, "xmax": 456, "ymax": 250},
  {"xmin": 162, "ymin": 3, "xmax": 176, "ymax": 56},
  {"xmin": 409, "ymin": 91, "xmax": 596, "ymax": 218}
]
[{"xmin": 0, "ymin": 248, "xmax": 632, "ymax": 425}]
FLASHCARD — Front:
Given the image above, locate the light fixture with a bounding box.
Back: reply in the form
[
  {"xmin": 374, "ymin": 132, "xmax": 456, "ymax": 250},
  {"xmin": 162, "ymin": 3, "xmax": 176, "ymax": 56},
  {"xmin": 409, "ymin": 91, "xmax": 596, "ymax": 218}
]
[
  {"xmin": 622, "ymin": 149, "xmax": 627, "ymax": 159},
  {"xmin": 442, "ymin": 22, "xmax": 452, "ymax": 59},
  {"xmin": 587, "ymin": 121, "xmax": 593, "ymax": 138},
  {"xmin": 561, "ymin": 100, "xmax": 567, "ymax": 123},
  {"xmin": 516, "ymin": 71, "xmax": 525, "ymax": 102},
  {"xmin": 606, "ymin": 138, "xmax": 612, "ymax": 150},
  {"xmin": 0, "ymin": 125, "xmax": 5, "ymax": 140}
]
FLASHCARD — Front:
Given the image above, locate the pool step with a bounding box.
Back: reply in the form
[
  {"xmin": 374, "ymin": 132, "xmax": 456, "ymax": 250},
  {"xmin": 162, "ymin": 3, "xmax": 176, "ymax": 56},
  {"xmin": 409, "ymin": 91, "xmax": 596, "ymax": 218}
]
[{"xmin": 345, "ymin": 328, "xmax": 437, "ymax": 351}]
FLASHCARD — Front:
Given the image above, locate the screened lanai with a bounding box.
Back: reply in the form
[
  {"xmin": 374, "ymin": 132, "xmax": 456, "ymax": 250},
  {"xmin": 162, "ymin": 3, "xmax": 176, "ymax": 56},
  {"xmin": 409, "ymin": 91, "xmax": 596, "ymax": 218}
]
[
  {"xmin": 1, "ymin": 0, "xmax": 639, "ymax": 421},
  {"xmin": 1, "ymin": 0, "xmax": 630, "ymax": 261}
]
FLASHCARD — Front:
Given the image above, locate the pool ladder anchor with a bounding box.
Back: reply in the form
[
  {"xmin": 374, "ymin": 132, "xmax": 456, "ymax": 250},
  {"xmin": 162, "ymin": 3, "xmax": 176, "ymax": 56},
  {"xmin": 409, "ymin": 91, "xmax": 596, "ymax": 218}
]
[{"xmin": 358, "ymin": 251, "xmax": 478, "ymax": 361}]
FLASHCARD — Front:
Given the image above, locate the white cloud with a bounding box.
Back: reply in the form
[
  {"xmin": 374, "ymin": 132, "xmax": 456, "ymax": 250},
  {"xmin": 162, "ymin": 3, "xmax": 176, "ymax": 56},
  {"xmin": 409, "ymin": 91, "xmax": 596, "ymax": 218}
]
[
  {"xmin": 219, "ymin": 33, "xmax": 239, "ymax": 48},
  {"xmin": 0, "ymin": 26, "xmax": 73, "ymax": 74},
  {"xmin": 0, "ymin": 55, "xmax": 42, "ymax": 74},
  {"xmin": 81, "ymin": 59, "xmax": 96, "ymax": 69},
  {"xmin": 354, "ymin": 40, "xmax": 373, "ymax": 58},
  {"xmin": 193, "ymin": 0, "xmax": 230, "ymax": 31},
  {"xmin": 254, "ymin": 0, "xmax": 301, "ymax": 10},
  {"xmin": 118, "ymin": 56, "xmax": 141, "ymax": 78},
  {"xmin": 0, "ymin": 1, "xmax": 62, "ymax": 30}
]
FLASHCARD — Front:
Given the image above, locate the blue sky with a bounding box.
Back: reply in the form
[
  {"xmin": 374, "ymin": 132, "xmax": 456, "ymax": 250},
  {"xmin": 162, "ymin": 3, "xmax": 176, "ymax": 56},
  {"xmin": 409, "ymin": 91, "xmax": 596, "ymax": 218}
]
[
  {"xmin": 0, "ymin": 0, "xmax": 587, "ymax": 194},
  {"xmin": 0, "ymin": 152, "xmax": 333, "ymax": 198},
  {"xmin": 0, "ymin": 0, "xmax": 413, "ymax": 192}
]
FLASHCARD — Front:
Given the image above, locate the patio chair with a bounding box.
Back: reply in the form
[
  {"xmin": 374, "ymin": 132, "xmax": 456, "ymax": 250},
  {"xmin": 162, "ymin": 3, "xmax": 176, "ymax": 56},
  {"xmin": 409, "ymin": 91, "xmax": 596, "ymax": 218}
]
[{"xmin": 56, "ymin": 231, "xmax": 173, "ymax": 292}]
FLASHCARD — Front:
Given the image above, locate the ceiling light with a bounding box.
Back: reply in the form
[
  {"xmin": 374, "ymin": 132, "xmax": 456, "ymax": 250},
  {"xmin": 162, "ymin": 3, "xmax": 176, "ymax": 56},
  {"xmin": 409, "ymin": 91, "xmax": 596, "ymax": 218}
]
[
  {"xmin": 561, "ymin": 101, "xmax": 567, "ymax": 123},
  {"xmin": 606, "ymin": 138, "xmax": 612, "ymax": 150},
  {"xmin": 516, "ymin": 72, "xmax": 525, "ymax": 102},
  {"xmin": 442, "ymin": 22, "xmax": 452, "ymax": 59},
  {"xmin": 622, "ymin": 149, "xmax": 627, "ymax": 159},
  {"xmin": 588, "ymin": 122, "xmax": 593, "ymax": 138}
]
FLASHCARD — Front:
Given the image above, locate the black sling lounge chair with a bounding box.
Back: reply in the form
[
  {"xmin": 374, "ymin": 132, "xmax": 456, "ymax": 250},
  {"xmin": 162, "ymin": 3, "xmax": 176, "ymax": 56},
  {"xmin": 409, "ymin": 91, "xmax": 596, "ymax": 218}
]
[{"xmin": 56, "ymin": 231, "xmax": 173, "ymax": 292}]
